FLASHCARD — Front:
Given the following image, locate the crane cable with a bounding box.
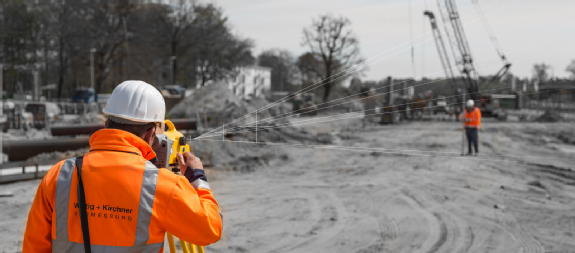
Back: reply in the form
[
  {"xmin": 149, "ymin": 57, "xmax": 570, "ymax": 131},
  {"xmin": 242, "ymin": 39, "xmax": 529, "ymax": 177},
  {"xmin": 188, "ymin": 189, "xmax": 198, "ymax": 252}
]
[
  {"xmin": 421, "ymin": 0, "xmax": 428, "ymax": 78},
  {"xmin": 409, "ymin": 0, "xmax": 417, "ymax": 78},
  {"xmin": 472, "ymin": 0, "xmax": 508, "ymax": 64}
]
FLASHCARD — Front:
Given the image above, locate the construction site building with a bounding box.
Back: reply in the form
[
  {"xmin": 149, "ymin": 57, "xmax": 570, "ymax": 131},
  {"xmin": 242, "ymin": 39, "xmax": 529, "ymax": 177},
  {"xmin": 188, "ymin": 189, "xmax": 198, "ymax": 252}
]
[{"xmin": 228, "ymin": 66, "xmax": 272, "ymax": 100}]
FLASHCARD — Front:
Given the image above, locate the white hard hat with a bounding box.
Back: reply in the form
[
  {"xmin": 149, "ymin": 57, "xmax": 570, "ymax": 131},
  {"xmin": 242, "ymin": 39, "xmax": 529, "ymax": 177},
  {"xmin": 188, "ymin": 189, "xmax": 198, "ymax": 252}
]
[
  {"xmin": 103, "ymin": 80, "xmax": 165, "ymax": 123},
  {"xmin": 466, "ymin": 99, "xmax": 474, "ymax": 107}
]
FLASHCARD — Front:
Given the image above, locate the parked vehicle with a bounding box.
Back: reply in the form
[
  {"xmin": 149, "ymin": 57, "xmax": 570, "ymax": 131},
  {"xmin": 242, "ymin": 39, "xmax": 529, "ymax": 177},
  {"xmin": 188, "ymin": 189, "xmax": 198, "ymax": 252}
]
[
  {"xmin": 72, "ymin": 88, "xmax": 95, "ymax": 103},
  {"xmin": 160, "ymin": 85, "xmax": 184, "ymax": 98},
  {"xmin": 161, "ymin": 85, "xmax": 185, "ymax": 112},
  {"xmin": 433, "ymin": 97, "xmax": 450, "ymax": 115},
  {"xmin": 479, "ymin": 94, "xmax": 517, "ymax": 120},
  {"xmin": 2, "ymin": 101, "xmax": 33, "ymax": 131},
  {"xmin": 300, "ymin": 93, "xmax": 318, "ymax": 116},
  {"xmin": 25, "ymin": 102, "xmax": 61, "ymax": 129}
]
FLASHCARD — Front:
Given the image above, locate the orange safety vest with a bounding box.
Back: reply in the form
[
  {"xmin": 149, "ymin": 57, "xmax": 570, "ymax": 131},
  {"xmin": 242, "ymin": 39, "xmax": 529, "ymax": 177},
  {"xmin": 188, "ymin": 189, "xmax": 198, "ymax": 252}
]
[
  {"xmin": 464, "ymin": 107, "xmax": 481, "ymax": 128},
  {"xmin": 23, "ymin": 129, "xmax": 222, "ymax": 252}
]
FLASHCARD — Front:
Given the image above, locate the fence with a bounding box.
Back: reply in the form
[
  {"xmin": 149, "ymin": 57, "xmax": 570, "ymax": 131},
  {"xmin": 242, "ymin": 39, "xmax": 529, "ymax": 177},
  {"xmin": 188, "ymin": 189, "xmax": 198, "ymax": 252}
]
[
  {"xmin": 0, "ymin": 160, "xmax": 60, "ymax": 184},
  {"xmin": 515, "ymin": 90, "xmax": 575, "ymax": 120}
]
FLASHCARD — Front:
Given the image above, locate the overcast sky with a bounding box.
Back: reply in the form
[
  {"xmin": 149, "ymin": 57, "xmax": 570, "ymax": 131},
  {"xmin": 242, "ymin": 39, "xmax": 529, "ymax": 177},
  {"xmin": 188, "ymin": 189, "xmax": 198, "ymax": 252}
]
[{"xmin": 208, "ymin": 0, "xmax": 575, "ymax": 82}]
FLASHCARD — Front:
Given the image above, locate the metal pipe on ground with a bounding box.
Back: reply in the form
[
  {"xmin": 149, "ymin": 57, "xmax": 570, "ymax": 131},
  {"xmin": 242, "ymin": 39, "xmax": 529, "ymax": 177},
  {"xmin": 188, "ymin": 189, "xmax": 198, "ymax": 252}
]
[
  {"xmin": 1, "ymin": 119, "xmax": 197, "ymax": 162},
  {"xmin": 51, "ymin": 123, "xmax": 105, "ymax": 136},
  {"xmin": 2, "ymin": 138, "xmax": 90, "ymax": 162},
  {"xmin": 170, "ymin": 118, "xmax": 197, "ymax": 131},
  {"xmin": 51, "ymin": 118, "xmax": 197, "ymax": 136}
]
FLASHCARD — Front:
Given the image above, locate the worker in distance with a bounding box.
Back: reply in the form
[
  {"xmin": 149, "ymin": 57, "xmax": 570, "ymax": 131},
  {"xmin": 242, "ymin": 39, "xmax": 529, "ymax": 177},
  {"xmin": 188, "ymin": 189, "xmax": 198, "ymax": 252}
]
[
  {"xmin": 23, "ymin": 80, "xmax": 222, "ymax": 252},
  {"xmin": 464, "ymin": 99, "xmax": 481, "ymax": 155}
]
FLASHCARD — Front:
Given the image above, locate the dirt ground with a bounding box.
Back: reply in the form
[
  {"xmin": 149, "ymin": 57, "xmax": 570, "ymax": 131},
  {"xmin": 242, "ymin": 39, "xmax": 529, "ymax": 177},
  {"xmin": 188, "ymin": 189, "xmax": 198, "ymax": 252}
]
[{"xmin": 1, "ymin": 118, "xmax": 574, "ymax": 253}]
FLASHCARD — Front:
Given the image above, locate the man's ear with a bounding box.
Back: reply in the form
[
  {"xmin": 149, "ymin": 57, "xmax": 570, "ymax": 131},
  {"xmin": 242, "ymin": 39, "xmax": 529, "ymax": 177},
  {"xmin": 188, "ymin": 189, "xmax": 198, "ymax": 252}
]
[{"xmin": 143, "ymin": 127, "xmax": 155, "ymax": 144}]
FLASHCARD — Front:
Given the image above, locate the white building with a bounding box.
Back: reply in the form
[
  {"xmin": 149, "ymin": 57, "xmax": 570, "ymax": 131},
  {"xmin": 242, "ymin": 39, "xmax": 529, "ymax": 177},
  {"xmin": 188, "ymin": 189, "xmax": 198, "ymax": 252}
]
[{"xmin": 228, "ymin": 66, "xmax": 272, "ymax": 100}]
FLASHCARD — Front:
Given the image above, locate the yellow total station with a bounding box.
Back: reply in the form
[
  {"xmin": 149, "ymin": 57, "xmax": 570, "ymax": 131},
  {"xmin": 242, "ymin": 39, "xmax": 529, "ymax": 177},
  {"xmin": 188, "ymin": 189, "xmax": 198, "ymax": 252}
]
[
  {"xmin": 154, "ymin": 120, "xmax": 193, "ymax": 173},
  {"xmin": 155, "ymin": 121, "xmax": 204, "ymax": 253},
  {"xmin": 163, "ymin": 120, "xmax": 192, "ymax": 171}
]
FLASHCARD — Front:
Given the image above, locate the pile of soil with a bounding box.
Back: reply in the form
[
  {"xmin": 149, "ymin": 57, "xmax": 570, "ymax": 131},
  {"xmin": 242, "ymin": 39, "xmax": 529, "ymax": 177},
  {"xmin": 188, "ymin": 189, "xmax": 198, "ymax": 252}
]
[
  {"xmin": 1, "ymin": 128, "xmax": 52, "ymax": 141},
  {"xmin": 171, "ymin": 82, "xmax": 322, "ymax": 169},
  {"xmin": 536, "ymin": 110, "xmax": 564, "ymax": 122},
  {"xmin": 70, "ymin": 104, "xmax": 106, "ymax": 124},
  {"xmin": 557, "ymin": 131, "xmax": 575, "ymax": 145},
  {"xmin": 74, "ymin": 112, "xmax": 106, "ymax": 124},
  {"xmin": 26, "ymin": 148, "xmax": 90, "ymax": 163},
  {"xmin": 169, "ymin": 82, "xmax": 274, "ymax": 127}
]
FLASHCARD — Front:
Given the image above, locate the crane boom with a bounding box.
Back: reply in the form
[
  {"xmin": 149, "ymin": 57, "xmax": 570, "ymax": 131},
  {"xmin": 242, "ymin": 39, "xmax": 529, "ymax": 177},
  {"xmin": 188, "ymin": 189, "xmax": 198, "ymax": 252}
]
[
  {"xmin": 424, "ymin": 11, "xmax": 457, "ymax": 93},
  {"xmin": 439, "ymin": 0, "xmax": 480, "ymax": 99},
  {"xmin": 471, "ymin": 0, "xmax": 511, "ymax": 89},
  {"xmin": 435, "ymin": 0, "xmax": 513, "ymax": 98}
]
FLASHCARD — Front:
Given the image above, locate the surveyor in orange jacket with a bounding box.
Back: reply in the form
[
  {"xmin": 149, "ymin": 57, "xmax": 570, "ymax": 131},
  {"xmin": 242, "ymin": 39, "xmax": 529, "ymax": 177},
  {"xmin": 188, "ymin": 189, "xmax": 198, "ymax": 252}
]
[
  {"xmin": 23, "ymin": 81, "xmax": 222, "ymax": 252},
  {"xmin": 464, "ymin": 99, "xmax": 481, "ymax": 155}
]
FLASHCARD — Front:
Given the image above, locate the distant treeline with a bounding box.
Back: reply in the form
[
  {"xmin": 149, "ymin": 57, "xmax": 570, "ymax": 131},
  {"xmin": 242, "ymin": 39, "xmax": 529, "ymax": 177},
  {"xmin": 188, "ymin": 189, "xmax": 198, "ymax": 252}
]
[{"xmin": 0, "ymin": 0, "xmax": 255, "ymax": 98}]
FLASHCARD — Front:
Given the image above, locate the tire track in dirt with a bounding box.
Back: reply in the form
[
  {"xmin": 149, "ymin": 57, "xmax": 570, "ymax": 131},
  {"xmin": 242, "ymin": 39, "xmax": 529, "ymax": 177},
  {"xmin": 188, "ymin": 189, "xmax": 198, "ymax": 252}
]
[
  {"xmin": 265, "ymin": 190, "xmax": 351, "ymax": 253},
  {"xmin": 352, "ymin": 192, "xmax": 400, "ymax": 253},
  {"xmin": 399, "ymin": 191, "xmax": 448, "ymax": 253},
  {"xmin": 401, "ymin": 188, "xmax": 476, "ymax": 253},
  {"xmin": 467, "ymin": 223, "xmax": 506, "ymax": 253},
  {"xmin": 493, "ymin": 209, "xmax": 544, "ymax": 253},
  {"xmin": 375, "ymin": 192, "xmax": 441, "ymax": 253},
  {"xmin": 261, "ymin": 192, "xmax": 322, "ymax": 253},
  {"xmin": 377, "ymin": 216, "xmax": 398, "ymax": 241}
]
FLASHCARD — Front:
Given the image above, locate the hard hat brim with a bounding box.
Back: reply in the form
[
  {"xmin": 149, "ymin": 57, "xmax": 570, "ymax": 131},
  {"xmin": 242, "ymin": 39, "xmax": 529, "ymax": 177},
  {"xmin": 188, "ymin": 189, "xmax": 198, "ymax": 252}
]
[
  {"xmin": 102, "ymin": 80, "xmax": 166, "ymax": 123},
  {"xmin": 103, "ymin": 108, "xmax": 163, "ymax": 124}
]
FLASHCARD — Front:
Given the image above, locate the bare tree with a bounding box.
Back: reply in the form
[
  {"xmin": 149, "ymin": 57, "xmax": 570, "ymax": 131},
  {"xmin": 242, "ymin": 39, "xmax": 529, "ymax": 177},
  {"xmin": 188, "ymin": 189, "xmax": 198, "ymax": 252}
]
[
  {"xmin": 1, "ymin": 1, "xmax": 45, "ymax": 94},
  {"xmin": 532, "ymin": 63, "xmax": 551, "ymax": 83},
  {"xmin": 46, "ymin": 1, "xmax": 80, "ymax": 99},
  {"xmin": 193, "ymin": 4, "xmax": 254, "ymax": 86},
  {"xmin": 143, "ymin": 1, "xmax": 196, "ymax": 85},
  {"xmin": 78, "ymin": 2, "xmax": 133, "ymax": 93},
  {"xmin": 296, "ymin": 52, "xmax": 322, "ymax": 89},
  {"xmin": 302, "ymin": 14, "xmax": 364, "ymax": 102},
  {"xmin": 566, "ymin": 59, "xmax": 575, "ymax": 80},
  {"xmin": 1, "ymin": 1, "xmax": 254, "ymax": 96}
]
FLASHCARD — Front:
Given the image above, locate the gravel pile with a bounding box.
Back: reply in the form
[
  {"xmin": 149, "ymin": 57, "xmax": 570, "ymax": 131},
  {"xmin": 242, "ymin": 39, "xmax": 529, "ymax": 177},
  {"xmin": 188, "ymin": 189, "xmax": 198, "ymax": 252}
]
[{"xmin": 535, "ymin": 110, "xmax": 565, "ymax": 122}]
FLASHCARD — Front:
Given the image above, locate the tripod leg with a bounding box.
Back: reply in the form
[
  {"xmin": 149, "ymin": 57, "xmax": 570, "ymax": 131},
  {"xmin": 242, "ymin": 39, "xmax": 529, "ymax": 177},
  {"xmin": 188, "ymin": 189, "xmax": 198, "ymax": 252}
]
[
  {"xmin": 187, "ymin": 242, "xmax": 198, "ymax": 253},
  {"xmin": 179, "ymin": 238, "xmax": 191, "ymax": 253},
  {"xmin": 167, "ymin": 232, "xmax": 176, "ymax": 253}
]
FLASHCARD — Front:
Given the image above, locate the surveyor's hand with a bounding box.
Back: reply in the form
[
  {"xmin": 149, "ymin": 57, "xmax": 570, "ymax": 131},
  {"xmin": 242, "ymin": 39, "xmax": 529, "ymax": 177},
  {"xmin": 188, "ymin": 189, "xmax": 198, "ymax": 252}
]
[{"xmin": 177, "ymin": 152, "xmax": 203, "ymax": 175}]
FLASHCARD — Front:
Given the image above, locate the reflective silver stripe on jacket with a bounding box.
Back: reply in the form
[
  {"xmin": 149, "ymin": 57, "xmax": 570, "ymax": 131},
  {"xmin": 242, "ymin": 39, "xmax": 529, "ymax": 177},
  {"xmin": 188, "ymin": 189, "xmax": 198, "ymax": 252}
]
[
  {"xmin": 55, "ymin": 158, "xmax": 77, "ymax": 242},
  {"xmin": 53, "ymin": 158, "xmax": 160, "ymax": 253},
  {"xmin": 134, "ymin": 161, "xmax": 160, "ymax": 245},
  {"xmin": 191, "ymin": 179, "xmax": 211, "ymax": 190}
]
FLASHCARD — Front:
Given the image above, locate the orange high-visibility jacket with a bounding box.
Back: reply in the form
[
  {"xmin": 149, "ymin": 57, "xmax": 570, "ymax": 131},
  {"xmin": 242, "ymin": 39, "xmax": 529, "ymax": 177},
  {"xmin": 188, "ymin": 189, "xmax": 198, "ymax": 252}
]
[
  {"xmin": 464, "ymin": 107, "xmax": 481, "ymax": 128},
  {"xmin": 23, "ymin": 129, "xmax": 222, "ymax": 253}
]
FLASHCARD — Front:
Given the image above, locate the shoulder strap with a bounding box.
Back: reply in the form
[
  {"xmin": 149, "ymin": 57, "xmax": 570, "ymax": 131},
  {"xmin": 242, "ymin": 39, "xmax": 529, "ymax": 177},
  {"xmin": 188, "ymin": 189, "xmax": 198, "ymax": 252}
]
[{"xmin": 76, "ymin": 156, "xmax": 92, "ymax": 253}]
